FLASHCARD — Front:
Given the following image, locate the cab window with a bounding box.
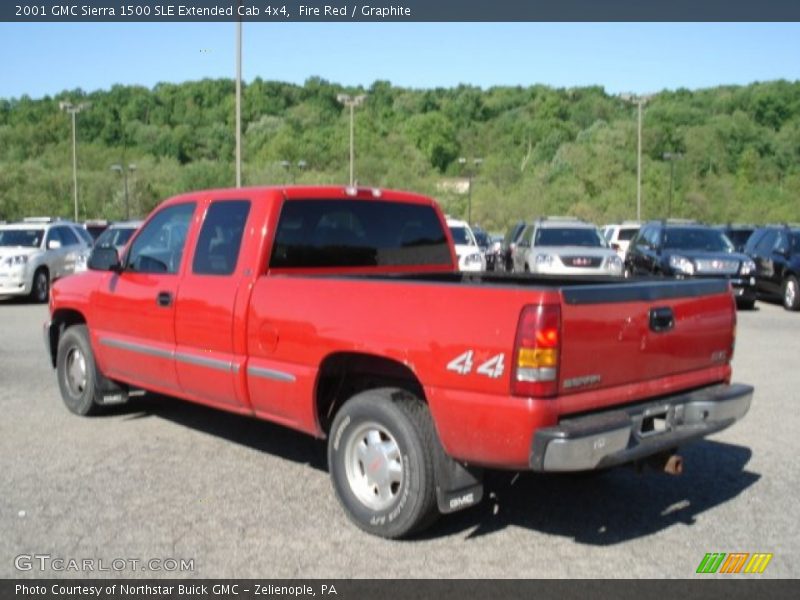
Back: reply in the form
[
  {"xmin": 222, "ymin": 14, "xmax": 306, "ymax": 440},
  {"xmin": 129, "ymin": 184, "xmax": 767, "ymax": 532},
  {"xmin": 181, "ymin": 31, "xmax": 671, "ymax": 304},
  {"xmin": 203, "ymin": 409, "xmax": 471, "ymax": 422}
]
[
  {"xmin": 126, "ymin": 203, "xmax": 196, "ymax": 274},
  {"xmin": 193, "ymin": 200, "xmax": 251, "ymax": 275},
  {"xmin": 57, "ymin": 226, "xmax": 80, "ymax": 247}
]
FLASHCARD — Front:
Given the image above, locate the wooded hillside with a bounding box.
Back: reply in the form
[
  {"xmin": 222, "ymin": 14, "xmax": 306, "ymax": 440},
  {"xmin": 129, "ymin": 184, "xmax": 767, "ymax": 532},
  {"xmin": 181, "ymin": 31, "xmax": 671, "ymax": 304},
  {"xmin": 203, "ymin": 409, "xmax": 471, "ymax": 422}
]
[{"xmin": 1, "ymin": 78, "xmax": 799, "ymax": 230}]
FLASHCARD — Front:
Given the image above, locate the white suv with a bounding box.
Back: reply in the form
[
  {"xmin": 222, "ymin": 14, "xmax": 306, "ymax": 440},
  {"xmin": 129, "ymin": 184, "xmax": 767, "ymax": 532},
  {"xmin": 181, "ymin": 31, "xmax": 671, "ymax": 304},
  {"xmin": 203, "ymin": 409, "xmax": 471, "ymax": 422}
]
[
  {"xmin": 602, "ymin": 222, "xmax": 641, "ymax": 259},
  {"xmin": 513, "ymin": 217, "xmax": 623, "ymax": 277},
  {"xmin": 446, "ymin": 218, "xmax": 486, "ymax": 272},
  {"xmin": 0, "ymin": 218, "xmax": 92, "ymax": 302}
]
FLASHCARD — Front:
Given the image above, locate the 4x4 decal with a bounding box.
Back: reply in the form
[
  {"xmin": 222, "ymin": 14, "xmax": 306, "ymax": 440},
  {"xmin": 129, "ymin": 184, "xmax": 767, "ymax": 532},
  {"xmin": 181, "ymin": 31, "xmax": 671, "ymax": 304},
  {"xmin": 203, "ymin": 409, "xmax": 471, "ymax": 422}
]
[{"xmin": 447, "ymin": 351, "xmax": 505, "ymax": 379}]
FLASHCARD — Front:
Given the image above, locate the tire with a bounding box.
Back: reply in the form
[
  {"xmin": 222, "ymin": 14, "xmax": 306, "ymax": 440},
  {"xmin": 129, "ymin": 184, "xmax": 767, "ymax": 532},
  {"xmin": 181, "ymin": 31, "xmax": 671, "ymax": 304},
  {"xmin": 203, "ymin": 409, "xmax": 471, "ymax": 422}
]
[
  {"xmin": 328, "ymin": 388, "xmax": 439, "ymax": 539},
  {"xmin": 783, "ymin": 276, "xmax": 800, "ymax": 311},
  {"xmin": 56, "ymin": 325, "xmax": 104, "ymax": 416},
  {"xmin": 736, "ymin": 298, "xmax": 756, "ymax": 310},
  {"xmin": 30, "ymin": 268, "xmax": 49, "ymax": 303}
]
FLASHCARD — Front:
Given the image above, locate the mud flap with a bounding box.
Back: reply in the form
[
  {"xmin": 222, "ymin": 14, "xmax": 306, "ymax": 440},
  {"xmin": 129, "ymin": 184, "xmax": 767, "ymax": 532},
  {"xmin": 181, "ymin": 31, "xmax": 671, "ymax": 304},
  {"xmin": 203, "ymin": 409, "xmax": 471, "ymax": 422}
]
[{"xmin": 433, "ymin": 448, "xmax": 484, "ymax": 514}]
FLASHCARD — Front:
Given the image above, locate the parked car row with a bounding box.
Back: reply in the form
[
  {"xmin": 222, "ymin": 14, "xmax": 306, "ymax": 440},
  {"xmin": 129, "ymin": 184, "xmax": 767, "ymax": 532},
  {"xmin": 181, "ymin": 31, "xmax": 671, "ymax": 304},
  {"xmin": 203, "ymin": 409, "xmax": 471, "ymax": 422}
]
[
  {"xmin": 0, "ymin": 216, "xmax": 142, "ymax": 303},
  {"xmin": 3, "ymin": 208, "xmax": 797, "ymax": 314},
  {"xmin": 477, "ymin": 215, "xmax": 798, "ymax": 312}
]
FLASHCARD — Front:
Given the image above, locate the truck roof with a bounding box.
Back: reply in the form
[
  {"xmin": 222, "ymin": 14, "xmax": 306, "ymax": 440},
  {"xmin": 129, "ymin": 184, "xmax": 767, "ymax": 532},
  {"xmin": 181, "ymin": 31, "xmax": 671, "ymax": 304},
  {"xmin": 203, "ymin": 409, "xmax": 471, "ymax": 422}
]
[{"xmin": 160, "ymin": 185, "xmax": 441, "ymax": 210}]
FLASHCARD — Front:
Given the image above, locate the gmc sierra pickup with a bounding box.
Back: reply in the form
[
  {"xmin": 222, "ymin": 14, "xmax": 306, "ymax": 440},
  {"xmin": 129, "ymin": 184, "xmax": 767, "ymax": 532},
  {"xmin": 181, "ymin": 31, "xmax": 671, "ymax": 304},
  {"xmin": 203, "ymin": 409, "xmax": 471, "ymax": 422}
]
[{"xmin": 45, "ymin": 185, "xmax": 753, "ymax": 538}]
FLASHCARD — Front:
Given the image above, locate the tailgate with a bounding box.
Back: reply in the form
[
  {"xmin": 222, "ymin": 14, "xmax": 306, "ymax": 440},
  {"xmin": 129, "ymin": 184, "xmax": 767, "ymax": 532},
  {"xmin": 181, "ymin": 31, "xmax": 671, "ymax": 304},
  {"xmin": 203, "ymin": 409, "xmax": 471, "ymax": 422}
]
[{"xmin": 558, "ymin": 279, "xmax": 734, "ymax": 397}]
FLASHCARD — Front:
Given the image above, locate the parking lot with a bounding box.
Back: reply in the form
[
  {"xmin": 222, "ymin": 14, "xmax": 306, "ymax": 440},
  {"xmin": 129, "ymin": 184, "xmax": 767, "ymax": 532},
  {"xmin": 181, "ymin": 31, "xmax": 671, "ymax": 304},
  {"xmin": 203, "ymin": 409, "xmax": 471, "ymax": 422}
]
[{"xmin": 1, "ymin": 297, "xmax": 798, "ymax": 579}]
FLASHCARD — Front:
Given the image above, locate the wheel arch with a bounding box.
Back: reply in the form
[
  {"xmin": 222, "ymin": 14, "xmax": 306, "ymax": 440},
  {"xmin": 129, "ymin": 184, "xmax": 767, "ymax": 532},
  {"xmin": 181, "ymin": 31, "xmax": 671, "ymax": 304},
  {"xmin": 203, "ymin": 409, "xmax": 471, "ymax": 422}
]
[
  {"xmin": 47, "ymin": 308, "xmax": 87, "ymax": 367},
  {"xmin": 315, "ymin": 351, "xmax": 426, "ymax": 436}
]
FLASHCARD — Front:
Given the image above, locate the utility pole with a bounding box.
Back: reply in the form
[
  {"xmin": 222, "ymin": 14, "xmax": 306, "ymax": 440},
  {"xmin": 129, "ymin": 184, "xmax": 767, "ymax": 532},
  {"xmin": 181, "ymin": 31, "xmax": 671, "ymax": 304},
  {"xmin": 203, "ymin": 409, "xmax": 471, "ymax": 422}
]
[
  {"xmin": 110, "ymin": 163, "xmax": 137, "ymax": 220},
  {"xmin": 662, "ymin": 152, "xmax": 683, "ymax": 218},
  {"xmin": 59, "ymin": 101, "xmax": 90, "ymax": 221},
  {"xmin": 620, "ymin": 93, "xmax": 654, "ymax": 221},
  {"xmin": 235, "ymin": 16, "xmax": 242, "ymax": 188},
  {"xmin": 458, "ymin": 157, "xmax": 483, "ymax": 224},
  {"xmin": 337, "ymin": 94, "xmax": 367, "ymax": 185}
]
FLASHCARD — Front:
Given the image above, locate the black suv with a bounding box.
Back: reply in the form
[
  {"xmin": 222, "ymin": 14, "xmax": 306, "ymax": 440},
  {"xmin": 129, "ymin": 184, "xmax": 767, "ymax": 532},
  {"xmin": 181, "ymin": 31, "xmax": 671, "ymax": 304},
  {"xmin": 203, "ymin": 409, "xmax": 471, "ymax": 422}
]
[
  {"xmin": 743, "ymin": 225, "xmax": 800, "ymax": 311},
  {"xmin": 499, "ymin": 220, "xmax": 526, "ymax": 272},
  {"xmin": 625, "ymin": 220, "xmax": 758, "ymax": 309},
  {"xmin": 714, "ymin": 224, "xmax": 755, "ymax": 253}
]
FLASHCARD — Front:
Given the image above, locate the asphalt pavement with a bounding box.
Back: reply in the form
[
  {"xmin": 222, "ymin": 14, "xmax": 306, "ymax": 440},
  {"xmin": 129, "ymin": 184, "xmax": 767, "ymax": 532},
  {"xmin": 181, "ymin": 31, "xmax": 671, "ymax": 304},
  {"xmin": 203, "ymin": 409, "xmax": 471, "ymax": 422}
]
[{"xmin": 1, "ymin": 297, "xmax": 797, "ymax": 578}]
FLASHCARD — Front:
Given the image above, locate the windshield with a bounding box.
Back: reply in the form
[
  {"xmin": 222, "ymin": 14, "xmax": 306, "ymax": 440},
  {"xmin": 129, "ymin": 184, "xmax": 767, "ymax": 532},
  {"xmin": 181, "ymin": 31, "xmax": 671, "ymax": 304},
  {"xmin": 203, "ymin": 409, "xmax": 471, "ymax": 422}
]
[
  {"xmin": 96, "ymin": 226, "xmax": 136, "ymax": 248},
  {"xmin": 664, "ymin": 228, "xmax": 733, "ymax": 252},
  {"xmin": 618, "ymin": 227, "xmax": 639, "ymax": 241},
  {"xmin": 792, "ymin": 233, "xmax": 800, "ymax": 253},
  {"xmin": 449, "ymin": 226, "xmax": 475, "ymax": 246},
  {"xmin": 473, "ymin": 229, "xmax": 489, "ymax": 248},
  {"xmin": 535, "ymin": 227, "xmax": 606, "ymax": 248},
  {"xmin": 0, "ymin": 229, "xmax": 44, "ymax": 248}
]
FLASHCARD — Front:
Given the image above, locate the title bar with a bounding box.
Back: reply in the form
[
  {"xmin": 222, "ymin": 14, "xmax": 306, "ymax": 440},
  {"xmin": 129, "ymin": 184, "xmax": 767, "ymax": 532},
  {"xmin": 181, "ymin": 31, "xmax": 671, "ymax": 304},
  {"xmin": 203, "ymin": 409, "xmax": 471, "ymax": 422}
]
[{"xmin": 4, "ymin": 1, "xmax": 800, "ymax": 22}]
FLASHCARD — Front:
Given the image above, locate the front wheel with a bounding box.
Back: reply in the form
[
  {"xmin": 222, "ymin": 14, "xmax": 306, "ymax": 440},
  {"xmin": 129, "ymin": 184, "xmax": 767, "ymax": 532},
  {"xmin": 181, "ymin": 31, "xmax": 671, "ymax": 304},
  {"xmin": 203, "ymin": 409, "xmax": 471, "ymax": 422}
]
[
  {"xmin": 30, "ymin": 268, "xmax": 49, "ymax": 303},
  {"xmin": 328, "ymin": 388, "xmax": 439, "ymax": 539},
  {"xmin": 783, "ymin": 276, "xmax": 800, "ymax": 311},
  {"xmin": 56, "ymin": 325, "xmax": 104, "ymax": 416}
]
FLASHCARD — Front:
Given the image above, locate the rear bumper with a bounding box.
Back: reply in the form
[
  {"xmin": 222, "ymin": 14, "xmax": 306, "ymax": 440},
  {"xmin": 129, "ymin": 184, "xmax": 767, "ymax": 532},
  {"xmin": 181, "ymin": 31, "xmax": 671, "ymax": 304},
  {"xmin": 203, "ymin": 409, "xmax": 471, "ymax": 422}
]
[{"xmin": 529, "ymin": 383, "xmax": 753, "ymax": 472}]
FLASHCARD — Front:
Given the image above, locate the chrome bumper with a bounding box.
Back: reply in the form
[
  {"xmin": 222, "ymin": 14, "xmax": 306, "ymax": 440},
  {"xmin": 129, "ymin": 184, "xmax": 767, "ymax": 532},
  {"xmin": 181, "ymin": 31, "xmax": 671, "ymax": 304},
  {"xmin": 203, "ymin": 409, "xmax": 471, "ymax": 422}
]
[{"xmin": 529, "ymin": 383, "xmax": 753, "ymax": 472}]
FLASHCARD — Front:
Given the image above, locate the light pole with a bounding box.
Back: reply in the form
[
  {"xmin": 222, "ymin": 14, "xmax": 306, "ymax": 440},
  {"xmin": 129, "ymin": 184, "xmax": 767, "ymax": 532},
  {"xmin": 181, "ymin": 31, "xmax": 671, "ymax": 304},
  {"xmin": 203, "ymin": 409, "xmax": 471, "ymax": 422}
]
[
  {"xmin": 110, "ymin": 163, "xmax": 137, "ymax": 220},
  {"xmin": 280, "ymin": 160, "xmax": 307, "ymax": 184},
  {"xmin": 620, "ymin": 93, "xmax": 654, "ymax": 221},
  {"xmin": 336, "ymin": 94, "xmax": 366, "ymax": 186},
  {"xmin": 662, "ymin": 152, "xmax": 683, "ymax": 218},
  {"xmin": 235, "ymin": 17, "xmax": 242, "ymax": 188},
  {"xmin": 59, "ymin": 101, "xmax": 90, "ymax": 222},
  {"xmin": 458, "ymin": 157, "xmax": 483, "ymax": 224}
]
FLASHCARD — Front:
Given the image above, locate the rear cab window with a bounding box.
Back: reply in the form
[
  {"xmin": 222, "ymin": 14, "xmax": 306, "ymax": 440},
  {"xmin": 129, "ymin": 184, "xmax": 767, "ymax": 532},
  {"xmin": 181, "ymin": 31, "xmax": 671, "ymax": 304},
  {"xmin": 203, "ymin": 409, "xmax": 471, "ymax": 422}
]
[
  {"xmin": 193, "ymin": 200, "xmax": 251, "ymax": 275},
  {"xmin": 269, "ymin": 199, "xmax": 451, "ymax": 269}
]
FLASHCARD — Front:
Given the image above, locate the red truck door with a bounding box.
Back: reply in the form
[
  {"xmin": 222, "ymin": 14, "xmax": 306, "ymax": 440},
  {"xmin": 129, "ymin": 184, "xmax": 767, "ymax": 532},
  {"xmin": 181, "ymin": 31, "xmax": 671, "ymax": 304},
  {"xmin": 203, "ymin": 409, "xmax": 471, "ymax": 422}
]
[
  {"xmin": 173, "ymin": 199, "xmax": 253, "ymax": 411},
  {"xmin": 90, "ymin": 202, "xmax": 197, "ymax": 394}
]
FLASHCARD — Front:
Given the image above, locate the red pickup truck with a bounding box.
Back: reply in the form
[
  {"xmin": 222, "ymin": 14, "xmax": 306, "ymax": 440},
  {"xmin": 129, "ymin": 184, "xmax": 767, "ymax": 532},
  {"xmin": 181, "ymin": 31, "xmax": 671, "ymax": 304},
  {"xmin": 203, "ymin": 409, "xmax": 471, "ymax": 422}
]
[{"xmin": 45, "ymin": 186, "xmax": 753, "ymax": 538}]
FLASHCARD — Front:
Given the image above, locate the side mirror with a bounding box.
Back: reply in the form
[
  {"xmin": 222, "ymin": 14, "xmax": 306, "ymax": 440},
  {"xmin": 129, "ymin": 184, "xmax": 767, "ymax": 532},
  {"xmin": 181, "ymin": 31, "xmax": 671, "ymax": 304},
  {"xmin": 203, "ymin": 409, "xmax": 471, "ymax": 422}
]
[
  {"xmin": 89, "ymin": 246, "xmax": 122, "ymax": 272},
  {"xmin": 47, "ymin": 239, "xmax": 62, "ymax": 250}
]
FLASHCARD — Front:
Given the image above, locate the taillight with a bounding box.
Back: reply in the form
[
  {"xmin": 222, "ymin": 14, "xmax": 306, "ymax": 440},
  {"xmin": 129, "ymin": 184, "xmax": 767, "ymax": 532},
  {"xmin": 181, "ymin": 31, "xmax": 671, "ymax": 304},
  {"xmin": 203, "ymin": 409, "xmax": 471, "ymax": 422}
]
[{"xmin": 512, "ymin": 303, "xmax": 561, "ymax": 398}]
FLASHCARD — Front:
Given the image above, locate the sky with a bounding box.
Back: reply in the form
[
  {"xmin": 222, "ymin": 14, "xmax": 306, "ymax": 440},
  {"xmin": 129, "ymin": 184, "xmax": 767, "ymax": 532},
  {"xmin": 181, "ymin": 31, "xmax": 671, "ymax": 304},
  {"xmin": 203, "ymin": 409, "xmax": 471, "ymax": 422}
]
[{"xmin": 1, "ymin": 22, "xmax": 800, "ymax": 99}]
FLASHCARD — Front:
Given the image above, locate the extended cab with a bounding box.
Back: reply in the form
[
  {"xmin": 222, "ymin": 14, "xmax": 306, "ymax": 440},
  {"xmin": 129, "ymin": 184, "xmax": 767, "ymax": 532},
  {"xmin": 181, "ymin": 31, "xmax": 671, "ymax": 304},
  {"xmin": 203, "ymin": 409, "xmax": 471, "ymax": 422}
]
[{"xmin": 45, "ymin": 186, "xmax": 753, "ymax": 538}]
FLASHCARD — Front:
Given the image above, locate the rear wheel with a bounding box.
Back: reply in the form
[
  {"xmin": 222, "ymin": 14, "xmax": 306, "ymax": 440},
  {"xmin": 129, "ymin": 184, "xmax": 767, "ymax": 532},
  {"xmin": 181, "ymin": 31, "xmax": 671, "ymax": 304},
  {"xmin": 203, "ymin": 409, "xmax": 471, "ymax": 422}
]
[
  {"xmin": 30, "ymin": 268, "xmax": 49, "ymax": 303},
  {"xmin": 56, "ymin": 325, "xmax": 104, "ymax": 416},
  {"xmin": 328, "ymin": 388, "xmax": 439, "ymax": 538},
  {"xmin": 783, "ymin": 276, "xmax": 800, "ymax": 311}
]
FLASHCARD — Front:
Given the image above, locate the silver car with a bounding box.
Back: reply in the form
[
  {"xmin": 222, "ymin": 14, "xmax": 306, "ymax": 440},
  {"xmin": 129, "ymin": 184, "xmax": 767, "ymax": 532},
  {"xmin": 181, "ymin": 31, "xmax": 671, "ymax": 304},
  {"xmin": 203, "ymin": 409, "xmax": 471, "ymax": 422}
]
[
  {"xmin": 0, "ymin": 218, "xmax": 92, "ymax": 302},
  {"xmin": 89, "ymin": 220, "xmax": 143, "ymax": 254},
  {"xmin": 513, "ymin": 218, "xmax": 623, "ymax": 277}
]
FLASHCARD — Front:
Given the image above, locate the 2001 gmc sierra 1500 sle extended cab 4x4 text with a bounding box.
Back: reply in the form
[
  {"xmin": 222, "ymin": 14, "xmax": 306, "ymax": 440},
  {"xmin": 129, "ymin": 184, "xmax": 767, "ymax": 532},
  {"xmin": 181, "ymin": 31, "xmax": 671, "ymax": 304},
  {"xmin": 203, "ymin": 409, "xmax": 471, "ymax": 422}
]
[{"xmin": 44, "ymin": 185, "xmax": 753, "ymax": 538}]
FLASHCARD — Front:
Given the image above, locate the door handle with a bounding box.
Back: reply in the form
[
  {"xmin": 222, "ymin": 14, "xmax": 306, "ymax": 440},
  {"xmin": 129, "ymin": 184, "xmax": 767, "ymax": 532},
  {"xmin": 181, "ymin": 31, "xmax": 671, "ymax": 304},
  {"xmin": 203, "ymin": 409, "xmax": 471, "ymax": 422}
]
[
  {"xmin": 156, "ymin": 291, "xmax": 173, "ymax": 307},
  {"xmin": 649, "ymin": 307, "xmax": 674, "ymax": 332}
]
